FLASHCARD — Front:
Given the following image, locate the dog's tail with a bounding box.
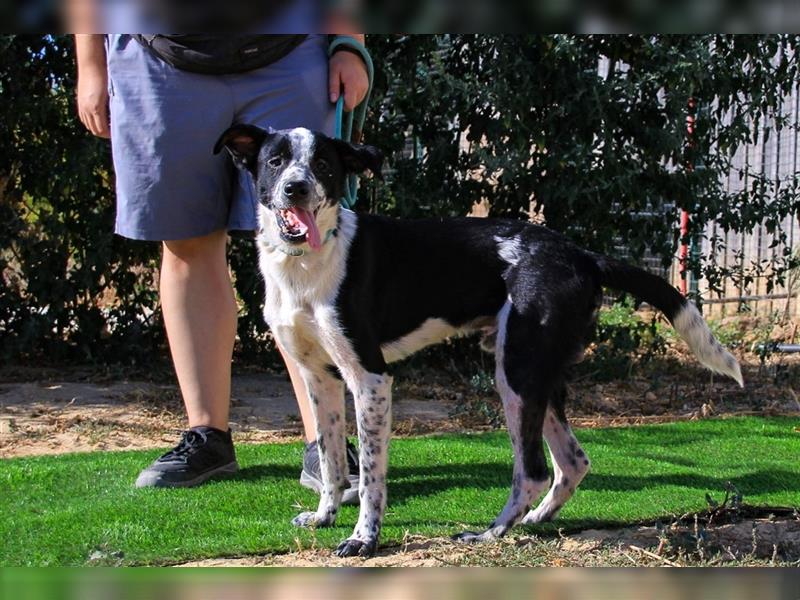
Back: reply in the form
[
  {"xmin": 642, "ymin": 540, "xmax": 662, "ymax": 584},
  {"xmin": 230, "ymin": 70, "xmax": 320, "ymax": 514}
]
[{"xmin": 593, "ymin": 254, "xmax": 743, "ymax": 387}]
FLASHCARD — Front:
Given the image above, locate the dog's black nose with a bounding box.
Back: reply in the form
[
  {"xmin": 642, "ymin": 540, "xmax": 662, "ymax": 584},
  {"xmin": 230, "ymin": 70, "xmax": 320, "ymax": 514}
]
[{"xmin": 283, "ymin": 181, "xmax": 310, "ymax": 199}]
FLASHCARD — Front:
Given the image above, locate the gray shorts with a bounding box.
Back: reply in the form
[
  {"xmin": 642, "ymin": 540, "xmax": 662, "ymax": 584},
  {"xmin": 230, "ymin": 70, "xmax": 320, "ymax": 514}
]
[{"xmin": 107, "ymin": 34, "xmax": 335, "ymax": 241}]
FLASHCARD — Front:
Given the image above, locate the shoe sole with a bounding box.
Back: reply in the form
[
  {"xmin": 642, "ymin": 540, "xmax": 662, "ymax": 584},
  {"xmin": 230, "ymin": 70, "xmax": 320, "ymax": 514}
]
[
  {"xmin": 135, "ymin": 461, "xmax": 240, "ymax": 488},
  {"xmin": 300, "ymin": 470, "xmax": 360, "ymax": 505}
]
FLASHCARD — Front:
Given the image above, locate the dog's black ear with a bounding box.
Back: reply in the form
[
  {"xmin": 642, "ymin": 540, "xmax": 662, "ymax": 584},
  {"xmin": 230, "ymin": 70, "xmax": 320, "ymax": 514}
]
[
  {"xmin": 213, "ymin": 124, "xmax": 269, "ymax": 171},
  {"xmin": 330, "ymin": 139, "xmax": 384, "ymax": 179}
]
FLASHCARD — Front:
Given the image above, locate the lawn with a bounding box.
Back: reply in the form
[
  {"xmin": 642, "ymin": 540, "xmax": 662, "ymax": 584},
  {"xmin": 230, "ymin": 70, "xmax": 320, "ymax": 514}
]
[{"xmin": 2, "ymin": 416, "xmax": 799, "ymax": 566}]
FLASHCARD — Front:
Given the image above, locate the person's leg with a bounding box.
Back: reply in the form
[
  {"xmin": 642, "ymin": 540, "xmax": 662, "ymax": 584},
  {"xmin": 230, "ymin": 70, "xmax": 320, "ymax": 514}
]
[
  {"xmin": 160, "ymin": 229, "xmax": 236, "ymax": 431},
  {"xmin": 108, "ymin": 37, "xmax": 243, "ymax": 488},
  {"xmin": 107, "ymin": 36, "xmax": 320, "ymax": 488},
  {"xmin": 161, "ymin": 228, "xmax": 317, "ymax": 442},
  {"xmin": 134, "ymin": 228, "xmax": 241, "ymax": 488},
  {"xmin": 157, "ymin": 227, "xmax": 343, "ymax": 491},
  {"xmin": 277, "ymin": 343, "xmax": 318, "ymax": 442}
]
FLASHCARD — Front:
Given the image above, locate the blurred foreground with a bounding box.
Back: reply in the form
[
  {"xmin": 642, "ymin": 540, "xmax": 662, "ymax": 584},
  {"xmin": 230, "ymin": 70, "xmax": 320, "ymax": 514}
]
[{"xmin": 2, "ymin": 565, "xmax": 800, "ymax": 597}]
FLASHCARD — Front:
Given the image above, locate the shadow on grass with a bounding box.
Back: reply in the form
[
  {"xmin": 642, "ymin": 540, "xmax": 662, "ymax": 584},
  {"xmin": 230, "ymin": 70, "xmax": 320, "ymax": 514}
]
[
  {"xmin": 385, "ymin": 463, "xmax": 800, "ymax": 505},
  {"xmin": 229, "ymin": 459, "xmax": 800, "ymax": 509},
  {"xmin": 232, "ymin": 463, "xmax": 298, "ymax": 483},
  {"xmin": 383, "ymin": 517, "xmax": 631, "ymax": 534},
  {"xmin": 579, "ymin": 470, "xmax": 800, "ymax": 496}
]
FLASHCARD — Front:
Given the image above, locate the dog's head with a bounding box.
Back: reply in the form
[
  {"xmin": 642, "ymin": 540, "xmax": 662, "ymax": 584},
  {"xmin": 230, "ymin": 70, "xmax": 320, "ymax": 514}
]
[{"xmin": 214, "ymin": 125, "xmax": 382, "ymax": 251}]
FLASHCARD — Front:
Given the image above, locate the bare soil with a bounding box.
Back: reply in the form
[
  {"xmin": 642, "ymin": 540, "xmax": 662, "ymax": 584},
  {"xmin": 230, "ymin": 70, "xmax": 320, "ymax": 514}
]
[
  {"xmin": 177, "ymin": 507, "xmax": 800, "ymax": 567},
  {"xmin": 3, "ymin": 347, "xmax": 799, "ymax": 459},
  {"xmin": 0, "ymin": 373, "xmax": 457, "ymax": 458}
]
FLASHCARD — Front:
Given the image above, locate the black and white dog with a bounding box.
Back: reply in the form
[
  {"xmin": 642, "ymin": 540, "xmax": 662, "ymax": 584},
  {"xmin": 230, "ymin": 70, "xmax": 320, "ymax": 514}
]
[{"xmin": 214, "ymin": 125, "xmax": 743, "ymax": 558}]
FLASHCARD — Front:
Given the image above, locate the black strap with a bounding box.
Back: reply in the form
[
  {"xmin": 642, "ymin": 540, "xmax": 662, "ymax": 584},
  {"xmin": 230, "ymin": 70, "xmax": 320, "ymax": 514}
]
[{"xmin": 133, "ymin": 34, "xmax": 308, "ymax": 75}]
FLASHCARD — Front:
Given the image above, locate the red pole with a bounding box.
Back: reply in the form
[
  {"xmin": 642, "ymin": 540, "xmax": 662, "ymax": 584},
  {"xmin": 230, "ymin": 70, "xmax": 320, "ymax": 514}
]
[
  {"xmin": 679, "ymin": 98, "xmax": 696, "ymax": 296},
  {"xmin": 679, "ymin": 210, "xmax": 690, "ymax": 295}
]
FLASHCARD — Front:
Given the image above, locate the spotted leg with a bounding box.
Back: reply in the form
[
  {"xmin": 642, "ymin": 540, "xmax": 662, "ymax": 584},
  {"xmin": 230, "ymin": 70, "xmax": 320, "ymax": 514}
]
[
  {"xmin": 310, "ymin": 306, "xmax": 393, "ymax": 558},
  {"xmin": 290, "ymin": 367, "xmax": 348, "ymax": 529},
  {"xmin": 454, "ymin": 301, "xmax": 552, "ymax": 543},
  {"xmin": 334, "ymin": 372, "xmax": 393, "ymax": 558},
  {"xmin": 522, "ymin": 395, "xmax": 590, "ymax": 524}
]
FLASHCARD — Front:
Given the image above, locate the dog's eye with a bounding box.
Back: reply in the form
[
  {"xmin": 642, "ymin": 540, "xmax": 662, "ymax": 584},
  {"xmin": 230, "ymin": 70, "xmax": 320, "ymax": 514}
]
[
  {"xmin": 315, "ymin": 158, "xmax": 330, "ymax": 172},
  {"xmin": 268, "ymin": 156, "xmax": 283, "ymax": 168}
]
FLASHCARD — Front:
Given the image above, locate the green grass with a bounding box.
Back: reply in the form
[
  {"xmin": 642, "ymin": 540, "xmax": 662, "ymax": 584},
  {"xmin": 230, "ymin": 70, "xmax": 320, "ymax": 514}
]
[{"xmin": 2, "ymin": 416, "xmax": 799, "ymax": 566}]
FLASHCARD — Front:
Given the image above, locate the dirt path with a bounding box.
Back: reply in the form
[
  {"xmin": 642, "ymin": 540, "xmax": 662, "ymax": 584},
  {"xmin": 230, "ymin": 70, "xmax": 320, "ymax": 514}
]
[
  {"xmin": 2, "ymin": 355, "xmax": 799, "ymax": 458},
  {"xmin": 0, "ymin": 373, "xmax": 457, "ymax": 458}
]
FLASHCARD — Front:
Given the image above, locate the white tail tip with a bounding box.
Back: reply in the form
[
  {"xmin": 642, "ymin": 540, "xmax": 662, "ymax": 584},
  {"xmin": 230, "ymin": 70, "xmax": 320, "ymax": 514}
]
[{"xmin": 673, "ymin": 303, "xmax": 744, "ymax": 387}]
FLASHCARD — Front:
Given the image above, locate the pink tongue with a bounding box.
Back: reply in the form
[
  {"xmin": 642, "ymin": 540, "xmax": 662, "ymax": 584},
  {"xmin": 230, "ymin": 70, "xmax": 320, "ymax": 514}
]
[{"xmin": 289, "ymin": 207, "xmax": 321, "ymax": 251}]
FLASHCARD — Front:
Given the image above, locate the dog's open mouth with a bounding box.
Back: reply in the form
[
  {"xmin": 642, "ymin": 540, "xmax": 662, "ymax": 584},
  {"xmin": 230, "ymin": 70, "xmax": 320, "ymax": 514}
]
[{"xmin": 275, "ymin": 207, "xmax": 322, "ymax": 250}]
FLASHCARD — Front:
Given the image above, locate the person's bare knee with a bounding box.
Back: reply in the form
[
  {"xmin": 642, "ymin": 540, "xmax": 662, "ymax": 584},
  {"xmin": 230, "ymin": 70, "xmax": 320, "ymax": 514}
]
[{"xmin": 162, "ymin": 230, "xmax": 228, "ymax": 273}]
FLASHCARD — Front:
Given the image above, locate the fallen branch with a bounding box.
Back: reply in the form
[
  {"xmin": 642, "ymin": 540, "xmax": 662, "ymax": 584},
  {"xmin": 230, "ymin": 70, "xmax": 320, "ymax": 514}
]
[{"xmin": 627, "ymin": 545, "xmax": 683, "ymax": 567}]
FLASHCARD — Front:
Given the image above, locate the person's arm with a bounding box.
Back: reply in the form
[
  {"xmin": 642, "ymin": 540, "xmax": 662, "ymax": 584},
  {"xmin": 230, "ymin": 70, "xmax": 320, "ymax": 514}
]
[
  {"xmin": 74, "ymin": 34, "xmax": 110, "ymax": 139},
  {"xmin": 327, "ymin": 33, "xmax": 368, "ymax": 112}
]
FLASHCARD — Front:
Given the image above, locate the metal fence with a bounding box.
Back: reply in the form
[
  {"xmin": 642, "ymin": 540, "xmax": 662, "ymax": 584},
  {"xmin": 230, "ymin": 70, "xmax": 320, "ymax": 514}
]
[{"xmin": 672, "ymin": 84, "xmax": 800, "ymax": 317}]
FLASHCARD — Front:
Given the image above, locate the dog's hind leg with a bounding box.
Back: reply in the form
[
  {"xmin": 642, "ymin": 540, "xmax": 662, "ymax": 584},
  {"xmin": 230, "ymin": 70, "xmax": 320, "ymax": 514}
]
[
  {"xmin": 454, "ymin": 301, "xmax": 552, "ymax": 543},
  {"xmin": 290, "ymin": 367, "xmax": 348, "ymax": 529},
  {"xmin": 522, "ymin": 387, "xmax": 590, "ymax": 524}
]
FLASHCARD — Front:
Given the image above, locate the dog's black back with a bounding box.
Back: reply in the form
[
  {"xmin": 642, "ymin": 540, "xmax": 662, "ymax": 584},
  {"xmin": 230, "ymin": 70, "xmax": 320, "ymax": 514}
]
[
  {"xmin": 336, "ymin": 214, "xmax": 609, "ymax": 373},
  {"xmin": 335, "ymin": 215, "xmax": 520, "ymax": 371}
]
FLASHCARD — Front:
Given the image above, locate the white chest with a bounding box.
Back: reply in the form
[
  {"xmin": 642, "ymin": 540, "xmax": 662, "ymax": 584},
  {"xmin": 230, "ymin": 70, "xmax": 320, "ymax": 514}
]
[{"xmin": 256, "ymin": 209, "xmax": 357, "ymax": 368}]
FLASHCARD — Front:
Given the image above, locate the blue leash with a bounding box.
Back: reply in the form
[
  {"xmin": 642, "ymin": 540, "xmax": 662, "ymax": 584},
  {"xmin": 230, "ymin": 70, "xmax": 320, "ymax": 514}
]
[{"xmin": 328, "ymin": 36, "xmax": 374, "ymax": 210}]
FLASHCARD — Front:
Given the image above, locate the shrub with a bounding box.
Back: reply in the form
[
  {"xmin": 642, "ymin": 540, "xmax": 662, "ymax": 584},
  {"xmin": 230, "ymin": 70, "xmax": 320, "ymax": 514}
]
[
  {"xmin": 3, "ymin": 34, "xmax": 799, "ymax": 366},
  {"xmin": 583, "ymin": 298, "xmax": 668, "ymax": 380}
]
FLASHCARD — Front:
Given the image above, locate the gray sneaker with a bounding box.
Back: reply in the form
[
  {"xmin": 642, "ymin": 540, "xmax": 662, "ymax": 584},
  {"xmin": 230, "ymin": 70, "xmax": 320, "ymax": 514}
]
[
  {"xmin": 135, "ymin": 426, "xmax": 239, "ymax": 488},
  {"xmin": 300, "ymin": 439, "xmax": 360, "ymax": 505}
]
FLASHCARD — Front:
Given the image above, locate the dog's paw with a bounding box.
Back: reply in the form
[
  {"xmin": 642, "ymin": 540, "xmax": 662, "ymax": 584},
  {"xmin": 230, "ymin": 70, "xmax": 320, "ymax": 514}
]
[
  {"xmin": 521, "ymin": 507, "xmax": 558, "ymax": 525},
  {"xmin": 291, "ymin": 511, "xmax": 335, "ymax": 528},
  {"xmin": 291, "ymin": 511, "xmax": 318, "ymax": 527},
  {"xmin": 452, "ymin": 530, "xmax": 496, "ymax": 544},
  {"xmin": 335, "ymin": 537, "xmax": 377, "ymax": 558}
]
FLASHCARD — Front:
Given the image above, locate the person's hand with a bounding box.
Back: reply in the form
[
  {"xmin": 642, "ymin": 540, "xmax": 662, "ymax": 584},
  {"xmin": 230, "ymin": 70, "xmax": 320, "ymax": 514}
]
[
  {"xmin": 77, "ymin": 66, "xmax": 110, "ymax": 138},
  {"xmin": 329, "ymin": 50, "xmax": 369, "ymax": 112}
]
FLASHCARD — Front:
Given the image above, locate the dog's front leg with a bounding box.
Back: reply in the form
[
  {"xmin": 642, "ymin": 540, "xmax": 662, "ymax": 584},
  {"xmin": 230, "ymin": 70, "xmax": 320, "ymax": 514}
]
[
  {"xmin": 334, "ymin": 372, "xmax": 393, "ymax": 558},
  {"xmin": 290, "ymin": 367, "xmax": 348, "ymax": 529}
]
